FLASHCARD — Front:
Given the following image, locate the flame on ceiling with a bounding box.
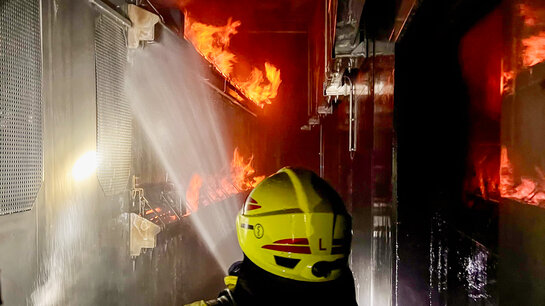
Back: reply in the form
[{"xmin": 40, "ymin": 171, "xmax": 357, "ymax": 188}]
[{"xmin": 184, "ymin": 15, "xmax": 282, "ymax": 108}]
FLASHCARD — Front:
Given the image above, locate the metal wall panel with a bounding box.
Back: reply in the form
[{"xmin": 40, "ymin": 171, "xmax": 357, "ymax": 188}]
[
  {"xmin": 0, "ymin": 0, "xmax": 43, "ymax": 215},
  {"xmin": 95, "ymin": 16, "xmax": 131, "ymax": 196}
]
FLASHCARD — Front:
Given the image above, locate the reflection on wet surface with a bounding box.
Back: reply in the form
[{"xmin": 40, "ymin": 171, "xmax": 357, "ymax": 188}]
[
  {"xmin": 371, "ymin": 201, "xmax": 393, "ymax": 306},
  {"xmin": 427, "ymin": 214, "xmax": 498, "ymax": 305}
]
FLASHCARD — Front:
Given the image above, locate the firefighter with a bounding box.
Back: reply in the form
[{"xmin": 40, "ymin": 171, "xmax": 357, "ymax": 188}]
[{"xmin": 186, "ymin": 167, "xmax": 357, "ymax": 306}]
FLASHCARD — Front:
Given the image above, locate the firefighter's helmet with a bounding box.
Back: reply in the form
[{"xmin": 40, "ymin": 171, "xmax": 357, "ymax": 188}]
[{"xmin": 236, "ymin": 167, "xmax": 352, "ymax": 282}]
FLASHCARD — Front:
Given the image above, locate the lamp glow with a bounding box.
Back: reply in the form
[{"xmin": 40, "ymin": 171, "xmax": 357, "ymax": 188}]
[{"xmin": 72, "ymin": 151, "xmax": 97, "ymax": 181}]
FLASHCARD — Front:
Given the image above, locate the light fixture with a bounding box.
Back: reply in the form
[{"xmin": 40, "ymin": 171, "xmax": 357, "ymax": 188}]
[{"xmin": 72, "ymin": 150, "xmax": 97, "ymax": 181}]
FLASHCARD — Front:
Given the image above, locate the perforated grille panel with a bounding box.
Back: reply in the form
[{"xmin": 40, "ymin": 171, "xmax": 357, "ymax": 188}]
[
  {"xmin": 95, "ymin": 16, "xmax": 132, "ymax": 196},
  {"xmin": 0, "ymin": 0, "xmax": 43, "ymax": 215}
]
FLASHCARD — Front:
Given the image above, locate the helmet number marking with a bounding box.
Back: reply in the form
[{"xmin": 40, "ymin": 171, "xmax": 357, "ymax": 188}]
[
  {"xmin": 319, "ymin": 238, "xmax": 326, "ymax": 251},
  {"xmin": 254, "ymin": 224, "xmax": 264, "ymax": 239}
]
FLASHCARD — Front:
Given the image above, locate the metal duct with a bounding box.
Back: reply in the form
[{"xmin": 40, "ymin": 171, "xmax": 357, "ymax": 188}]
[
  {"xmin": 95, "ymin": 15, "xmax": 132, "ymax": 195},
  {"xmin": 0, "ymin": 0, "xmax": 43, "ymax": 215},
  {"xmin": 335, "ymin": 0, "xmax": 365, "ymax": 56}
]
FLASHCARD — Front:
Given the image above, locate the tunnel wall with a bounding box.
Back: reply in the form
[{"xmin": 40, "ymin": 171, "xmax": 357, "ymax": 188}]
[
  {"xmin": 0, "ymin": 0, "xmax": 232, "ymax": 304},
  {"xmin": 499, "ymin": 1, "xmax": 545, "ymax": 302},
  {"xmin": 0, "ymin": 0, "xmax": 42, "ymax": 303},
  {"xmin": 0, "ymin": 210, "xmax": 38, "ymax": 304}
]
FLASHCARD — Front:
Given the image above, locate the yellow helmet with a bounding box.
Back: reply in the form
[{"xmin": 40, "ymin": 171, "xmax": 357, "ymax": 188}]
[{"xmin": 236, "ymin": 167, "xmax": 352, "ymax": 282}]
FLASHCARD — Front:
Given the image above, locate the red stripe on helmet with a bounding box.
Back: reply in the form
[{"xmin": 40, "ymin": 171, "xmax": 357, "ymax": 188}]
[
  {"xmin": 262, "ymin": 245, "xmax": 311, "ymax": 254},
  {"xmin": 246, "ymin": 204, "xmax": 262, "ymax": 211},
  {"xmin": 273, "ymin": 238, "xmax": 309, "ymax": 245}
]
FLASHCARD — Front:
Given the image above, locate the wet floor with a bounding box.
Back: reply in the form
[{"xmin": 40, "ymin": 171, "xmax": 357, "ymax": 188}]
[{"xmin": 396, "ymin": 208, "xmax": 499, "ymax": 306}]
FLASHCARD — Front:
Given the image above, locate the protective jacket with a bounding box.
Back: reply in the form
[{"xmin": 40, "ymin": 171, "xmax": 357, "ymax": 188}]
[{"xmin": 186, "ymin": 257, "xmax": 358, "ymax": 306}]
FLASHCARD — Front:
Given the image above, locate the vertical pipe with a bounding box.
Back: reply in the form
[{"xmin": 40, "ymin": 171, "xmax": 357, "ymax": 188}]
[
  {"xmin": 320, "ymin": 123, "xmax": 325, "ymax": 177},
  {"xmin": 349, "ymin": 79, "xmax": 354, "ymax": 154},
  {"xmin": 346, "ymin": 76, "xmax": 356, "ymax": 156},
  {"xmin": 353, "ymin": 79, "xmax": 358, "ymax": 150},
  {"xmin": 369, "ymin": 37, "xmax": 377, "ymax": 306},
  {"xmin": 308, "ymin": 34, "xmax": 312, "ymax": 116},
  {"xmin": 324, "ymin": 0, "xmax": 330, "ymax": 78}
]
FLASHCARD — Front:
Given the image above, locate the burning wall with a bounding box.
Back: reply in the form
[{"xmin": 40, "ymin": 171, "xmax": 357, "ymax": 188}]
[{"xmin": 461, "ymin": 2, "xmax": 545, "ymax": 208}]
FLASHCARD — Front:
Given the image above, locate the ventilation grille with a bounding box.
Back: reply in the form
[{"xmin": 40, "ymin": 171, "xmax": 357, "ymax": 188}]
[
  {"xmin": 0, "ymin": 0, "xmax": 43, "ymax": 215},
  {"xmin": 95, "ymin": 16, "xmax": 131, "ymax": 196}
]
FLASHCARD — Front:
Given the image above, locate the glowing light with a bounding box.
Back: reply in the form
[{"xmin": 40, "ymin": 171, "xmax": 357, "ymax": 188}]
[
  {"xmin": 72, "ymin": 151, "xmax": 97, "ymax": 181},
  {"xmin": 184, "ymin": 16, "xmax": 282, "ymax": 107}
]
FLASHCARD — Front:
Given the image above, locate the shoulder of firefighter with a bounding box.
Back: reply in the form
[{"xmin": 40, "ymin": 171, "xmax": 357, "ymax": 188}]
[{"xmin": 184, "ymin": 276, "xmax": 238, "ymax": 306}]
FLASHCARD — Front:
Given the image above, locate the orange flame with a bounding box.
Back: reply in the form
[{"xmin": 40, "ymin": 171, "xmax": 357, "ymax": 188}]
[
  {"xmin": 183, "ymin": 148, "xmax": 265, "ymax": 216},
  {"xmin": 231, "ymin": 148, "xmax": 265, "ymax": 190},
  {"xmin": 522, "ymin": 31, "xmax": 545, "ymax": 67},
  {"xmin": 184, "ymin": 16, "xmax": 281, "ymax": 107},
  {"xmin": 184, "ymin": 16, "xmax": 240, "ymax": 75},
  {"xmin": 185, "ymin": 173, "xmax": 203, "ymax": 214},
  {"xmin": 500, "ymin": 146, "xmax": 545, "ymax": 205},
  {"xmin": 239, "ymin": 63, "xmax": 282, "ymax": 106}
]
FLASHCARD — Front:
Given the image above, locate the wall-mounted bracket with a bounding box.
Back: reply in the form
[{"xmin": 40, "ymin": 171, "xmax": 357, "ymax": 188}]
[{"xmin": 89, "ymin": 0, "xmax": 132, "ymax": 28}]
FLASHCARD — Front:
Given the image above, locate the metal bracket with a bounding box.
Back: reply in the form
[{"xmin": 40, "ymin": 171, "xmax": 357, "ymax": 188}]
[
  {"xmin": 130, "ymin": 175, "xmax": 167, "ymax": 228},
  {"xmin": 321, "ymin": 68, "xmax": 358, "ymax": 155},
  {"xmin": 300, "ymin": 115, "xmax": 320, "ymax": 131},
  {"xmin": 89, "ymin": 0, "xmax": 132, "ymax": 28}
]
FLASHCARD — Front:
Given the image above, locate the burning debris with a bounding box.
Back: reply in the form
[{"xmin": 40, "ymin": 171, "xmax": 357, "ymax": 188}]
[
  {"xmin": 141, "ymin": 148, "xmax": 265, "ymax": 225},
  {"xmin": 468, "ymin": 146, "xmax": 545, "ymax": 206},
  {"xmin": 184, "ymin": 16, "xmax": 282, "ymax": 107},
  {"xmin": 183, "ymin": 148, "xmax": 265, "ymax": 215},
  {"xmin": 500, "ymin": 146, "xmax": 545, "ymax": 206}
]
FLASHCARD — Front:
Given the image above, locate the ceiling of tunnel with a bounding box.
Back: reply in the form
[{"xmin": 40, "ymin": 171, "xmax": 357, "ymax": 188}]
[{"xmin": 152, "ymin": 0, "xmax": 319, "ymax": 32}]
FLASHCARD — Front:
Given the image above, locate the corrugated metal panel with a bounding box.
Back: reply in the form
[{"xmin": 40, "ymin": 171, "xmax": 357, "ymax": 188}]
[
  {"xmin": 0, "ymin": 0, "xmax": 43, "ymax": 215},
  {"xmin": 95, "ymin": 15, "xmax": 131, "ymax": 196}
]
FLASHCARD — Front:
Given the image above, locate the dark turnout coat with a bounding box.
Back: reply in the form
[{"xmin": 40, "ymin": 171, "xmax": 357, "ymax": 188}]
[{"xmin": 202, "ymin": 258, "xmax": 358, "ymax": 306}]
